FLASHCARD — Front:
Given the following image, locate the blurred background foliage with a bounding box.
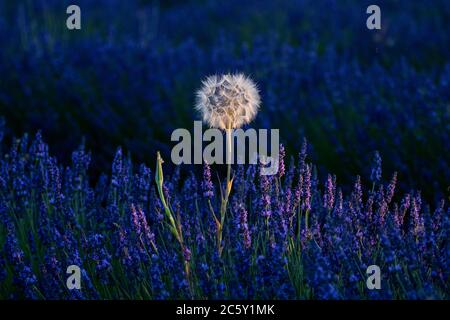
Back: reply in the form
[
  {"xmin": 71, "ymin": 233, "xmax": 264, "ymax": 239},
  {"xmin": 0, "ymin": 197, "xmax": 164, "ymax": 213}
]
[{"xmin": 0, "ymin": 0, "xmax": 449, "ymax": 201}]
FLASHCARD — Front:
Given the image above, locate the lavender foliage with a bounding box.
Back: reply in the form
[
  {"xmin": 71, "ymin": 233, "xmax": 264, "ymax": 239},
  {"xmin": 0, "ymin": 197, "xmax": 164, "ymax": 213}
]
[{"xmin": 0, "ymin": 129, "xmax": 447, "ymax": 299}]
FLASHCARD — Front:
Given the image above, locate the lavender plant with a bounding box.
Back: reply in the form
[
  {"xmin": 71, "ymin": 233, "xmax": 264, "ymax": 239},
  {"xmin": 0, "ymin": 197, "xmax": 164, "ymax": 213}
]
[{"xmin": 0, "ymin": 123, "xmax": 447, "ymax": 300}]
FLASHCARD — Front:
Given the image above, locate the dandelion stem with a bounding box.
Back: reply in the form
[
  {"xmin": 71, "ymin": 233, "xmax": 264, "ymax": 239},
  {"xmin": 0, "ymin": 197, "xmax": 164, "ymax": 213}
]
[{"xmin": 217, "ymin": 127, "xmax": 233, "ymax": 256}]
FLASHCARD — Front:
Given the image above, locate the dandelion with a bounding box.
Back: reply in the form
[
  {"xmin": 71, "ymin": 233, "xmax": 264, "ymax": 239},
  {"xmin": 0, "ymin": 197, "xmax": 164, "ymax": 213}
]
[
  {"xmin": 195, "ymin": 73, "xmax": 260, "ymax": 130},
  {"xmin": 195, "ymin": 73, "xmax": 260, "ymax": 255}
]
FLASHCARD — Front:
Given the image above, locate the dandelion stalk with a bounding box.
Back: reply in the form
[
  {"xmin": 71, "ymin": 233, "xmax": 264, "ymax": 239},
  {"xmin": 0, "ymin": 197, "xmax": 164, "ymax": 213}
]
[{"xmin": 217, "ymin": 127, "xmax": 234, "ymax": 255}]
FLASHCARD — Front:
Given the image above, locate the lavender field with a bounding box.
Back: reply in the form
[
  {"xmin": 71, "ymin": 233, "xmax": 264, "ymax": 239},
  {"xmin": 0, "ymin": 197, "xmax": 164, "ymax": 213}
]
[
  {"xmin": 0, "ymin": 0, "xmax": 449, "ymax": 300},
  {"xmin": 0, "ymin": 127, "xmax": 448, "ymax": 299}
]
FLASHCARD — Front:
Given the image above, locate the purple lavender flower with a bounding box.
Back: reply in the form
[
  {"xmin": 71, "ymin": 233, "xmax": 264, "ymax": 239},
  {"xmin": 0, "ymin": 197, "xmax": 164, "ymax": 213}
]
[
  {"xmin": 111, "ymin": 147, "xmax": 123, "ymax": 188},
  {"xmin": 294, "ymin": 174, "xmax": 303, "ymax": 209},
  {"xmin": 85, "ymin": 233, "xmax": 112, "ymax": 285},
  {"xmin": 71, "ymin": 145, "xmax": 91, "ymax": 192},
  {"xmin": 352, "ymin": 175, "xmax": 363, "ymax": 207},
  {"xmin": 386, "ymin": 172, "xmax": 397, "ymax": 204},
  {"xmin": 40, "ymin": 247, "xmax": 64, "ymax": 299},
  {"xmin": 336, "ymin": 189, "xmax": 343, "ymax": 217},
  {"xmin": 260, "ymin": 174, "xmax": 272, "ymax": 218},
  {"xmin": 399, "ymin": 194, "xmax": 411, "ymax": 227},
  {"xmin": 302, "ymin": 164, "xmax": 312, "ymax": 211},
  {"xmin": 3, "ymin": 223, "xmax": 38, "ymax": 299},
  {"xmin": 323, "ymin": 174, "xmax": 335, "ymax": 211},
  {"xmin": 370, "ymin": 151, "xmax": 382, "ymax": 183},
  {"xmin": 376, "ymin": 185, "xmax": 388, "ymax": 224},
  {"xmin": 135, "ymin": 164, "xmax": 152, "ymax": 205},
  {"xmin": 298, "ymin": 138, "xmax": 308, "ymax": 175},
  {"xmin": 30, "ymin": 131, "xmax": 48, "ymax": 161},
  {"xmin": 202, "ymin": 161, "xmax": 214, "ymax": 199},
  {"xmin": 130, "ymin": 204, "xmax": 142, "ymax": 237},
  {"xmin": 411, "ymin": 193, "xmax": 424, "ymax": 237},
  {"xmin": 366, "ymin": 194, "xmax": 374, "ymax": 221},
  {"xmin": 117, "ymin": 227, "xmax": 132, "ymax": 265},
  {"xmin": 284, "ymin": 187, "xmax": 293, "ymax": 218},
  {"xmin": 150, "ymin": 254, "xmax": 169, "ymax": 299},
  {"xmin": 431, "ymin": 199, "xmax": 445, "ymax": 232},
  {"xmin": 137, "ymin": 206, "xmax": 157, "ymax": 251},
  {"xmin": 238, "ymin": 205, "xmax": 252, "ymax": 249},
  {"xmin": 183, "ymin": 246, "xmax": 192, "ymax": 262},
  {"xmin": 278, "ymin": 144, "xmax": 285, "ymax": 178}
]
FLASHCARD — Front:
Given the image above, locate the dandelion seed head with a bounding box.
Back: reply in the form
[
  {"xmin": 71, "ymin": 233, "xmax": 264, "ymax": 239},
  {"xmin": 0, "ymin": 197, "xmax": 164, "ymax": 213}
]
[{"xmin": 195, "ymin": 73, "xmax": 260, "ymax": 129}]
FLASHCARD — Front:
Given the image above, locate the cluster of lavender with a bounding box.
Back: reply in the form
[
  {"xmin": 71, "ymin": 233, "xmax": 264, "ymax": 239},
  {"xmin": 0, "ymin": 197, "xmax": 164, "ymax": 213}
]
[
  {"xmin": 0, "ymin": 127, "xmax": 447, "ymax": 299},
  {"xmin": 1, "ymin": 1, "xmax": 449, "ymax": 199}
]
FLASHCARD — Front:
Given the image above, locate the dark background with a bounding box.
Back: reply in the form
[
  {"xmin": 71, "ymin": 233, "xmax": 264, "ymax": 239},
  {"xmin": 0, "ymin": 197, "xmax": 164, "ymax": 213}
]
[{"xmin": 0, "ymin": 0, "xmax": 449, "ymax": 202}]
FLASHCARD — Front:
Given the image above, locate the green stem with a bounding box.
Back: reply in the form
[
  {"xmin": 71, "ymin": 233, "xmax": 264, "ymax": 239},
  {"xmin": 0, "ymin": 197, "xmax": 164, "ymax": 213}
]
[
  {"xmin": 155, "ymin": 152, "xmax": 192, "ymax": 293},
  {"xmin": 217, "ymin": 128, "xmax": 233, "ymax": 255}
]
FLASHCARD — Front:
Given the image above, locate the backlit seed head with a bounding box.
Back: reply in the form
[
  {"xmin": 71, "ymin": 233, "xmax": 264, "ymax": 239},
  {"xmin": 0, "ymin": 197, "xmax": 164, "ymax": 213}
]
[{"xmin": 195, "ymin": 73, "xmax": 260, "ymax": 129}]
